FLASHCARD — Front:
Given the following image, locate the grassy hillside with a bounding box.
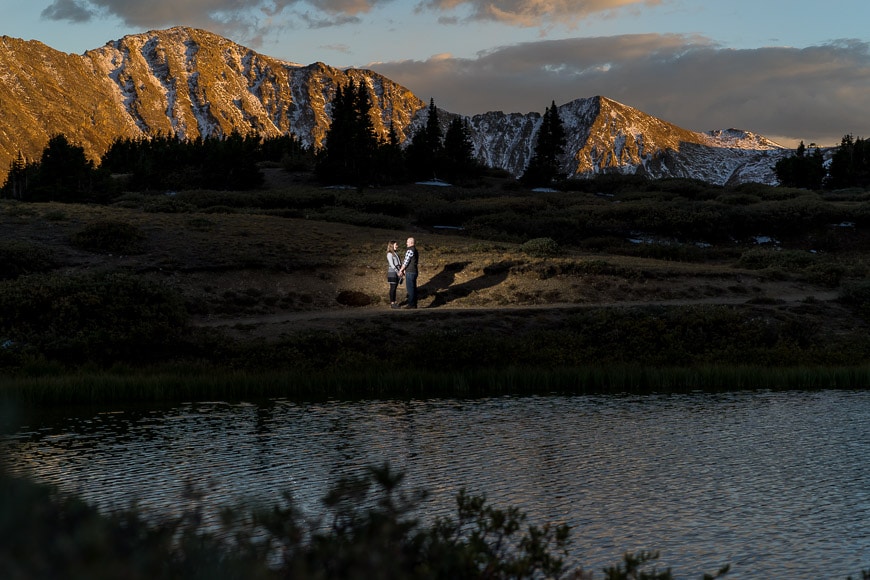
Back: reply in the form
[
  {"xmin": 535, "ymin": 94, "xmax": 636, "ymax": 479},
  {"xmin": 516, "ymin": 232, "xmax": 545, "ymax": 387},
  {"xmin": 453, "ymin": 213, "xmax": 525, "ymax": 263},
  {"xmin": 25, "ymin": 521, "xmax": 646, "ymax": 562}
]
[{"xmin": 3, "ymin": 171, "xmax": 870, "ymax": 400}]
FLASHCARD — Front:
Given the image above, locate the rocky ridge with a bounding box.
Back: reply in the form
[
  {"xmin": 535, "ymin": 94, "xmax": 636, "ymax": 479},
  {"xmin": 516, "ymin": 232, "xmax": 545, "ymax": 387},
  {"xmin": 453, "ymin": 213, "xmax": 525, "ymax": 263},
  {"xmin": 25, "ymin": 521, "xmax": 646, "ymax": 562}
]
[{"xmin": 0, "ymin": 27, "xmax": 792, "ymax": 185}]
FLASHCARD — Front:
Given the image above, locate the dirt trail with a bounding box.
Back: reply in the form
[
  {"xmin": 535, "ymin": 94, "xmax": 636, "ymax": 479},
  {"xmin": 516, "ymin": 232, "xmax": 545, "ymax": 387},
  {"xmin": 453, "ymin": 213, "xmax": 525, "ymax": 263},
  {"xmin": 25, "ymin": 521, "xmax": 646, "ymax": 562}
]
[{"xmin": 193, "ymin": 289, "xmax": 842, "ymax": 339}]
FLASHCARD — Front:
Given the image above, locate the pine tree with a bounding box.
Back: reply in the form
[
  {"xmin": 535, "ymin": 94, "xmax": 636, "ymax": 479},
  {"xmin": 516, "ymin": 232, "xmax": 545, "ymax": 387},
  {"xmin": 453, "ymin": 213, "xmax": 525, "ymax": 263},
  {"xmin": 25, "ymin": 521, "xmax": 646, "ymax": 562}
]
[
  {"xmin": 826, "ymin": 134, "xmax": 870, "ymax": 189},
  {"xmin": 405, "ymin": 98, "xmax": 444, "ymax": 180},
  {"xmin": 316, "ymin": 83, "xmax": 353, "ymax": 184},
  {"xmin": 372, "ymin": 123, "xmax": 406, "ymax": 184},
  {"xmin": 425, "ymin": 98, "xmax": 443, "ymax": 157},
  {"xmin": 774, "ymin": 140, "xmax": 826, "ymax": 190},
  {"xmin": 351, "ymin": 81, "xmax": 380, "ymax": 186},
  {"xmin": 520, "ymin": 101, "xmax": 567, "ymax": 188},
  {"xmin": 443, "ymin": 117, "xmax": 480, "ymax": 182},
  {"xmin": 1, "ymin": 152, "xmax": 29, "ymax": 200},
  {"xmin": 316, "ymin": 80, "xmax": 383, "ymax": 187}
]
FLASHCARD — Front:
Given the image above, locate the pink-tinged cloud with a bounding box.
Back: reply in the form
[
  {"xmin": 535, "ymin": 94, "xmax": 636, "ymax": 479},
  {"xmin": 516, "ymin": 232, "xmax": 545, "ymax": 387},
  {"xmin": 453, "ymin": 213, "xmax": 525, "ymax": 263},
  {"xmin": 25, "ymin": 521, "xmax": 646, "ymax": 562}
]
[
  {"xmin": 417, "ymin": 0, "xmax": 662, "ymax": 26},
  {"xmin": 42, "ymin": 0, "xmax": 656, "ymax": 30},
  {"xmin": 370, "ymin": 35, "xmax": 870, "ymax": 146}
]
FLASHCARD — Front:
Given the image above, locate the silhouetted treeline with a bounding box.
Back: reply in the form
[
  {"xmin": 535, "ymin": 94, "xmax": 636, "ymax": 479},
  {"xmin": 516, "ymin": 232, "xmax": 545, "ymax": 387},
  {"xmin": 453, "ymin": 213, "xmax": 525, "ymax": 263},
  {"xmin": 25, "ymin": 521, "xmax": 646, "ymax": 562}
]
[
  {"xmin": 100, "ymin": 131, "xmax": 305, "ymax": 191},
  {"xmin": 776, "ymin": 134, "xmax": 870, "ymax": 190},
  {"xmin": 1, "ymin": 135, "xmax": 116, "ymax": 203},
  {"xmin": 0, "ymin": 90, "xmax": 487, "ymax": 202},
  {"xmin": 0, "ymin": 131, "xmax": 312, "ymax": 202},
  {"xmin": 315, "ymin": 87, "xmax": 483, "ymax": 187},
  {"xmin": 8, "ymin": 109, "xmax": 870, "ymax": 205}
]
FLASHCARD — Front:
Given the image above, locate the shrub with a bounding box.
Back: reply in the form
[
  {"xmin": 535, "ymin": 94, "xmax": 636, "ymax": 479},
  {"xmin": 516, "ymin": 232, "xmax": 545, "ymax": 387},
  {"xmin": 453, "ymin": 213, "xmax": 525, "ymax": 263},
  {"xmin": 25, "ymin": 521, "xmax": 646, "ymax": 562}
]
[
  {"xmin": 42, "ymin": 209, "xmax": 68, "ymax": 221},
  {"xmin": 69, "ymin": 220, "xmax": 146, "ymax": 255},
  {"xmin": 142, "ymin": 197, "xmax": 195, "ymax": 213},
  {"xmin": 185, "ymin": 217, "xmax": 216, "ymax": 231},
  {"xmin": 839, "ymin": 280, "xmax": 870, "ymax": 322},
  {"xmin": 521, "ymin": 237, "xmax": 560, "ymax": 257},
  {"xmin": 0, "ymin": 463, "xmax": 581, "ymax": 580},
  {"xmin": 737, "ymin": 248, "xmax": 817, "ymax": 271},
  {"xmin": 0, "ymin": 272, "xmax": 188, "ymax": 365},
  {"xmin": 717, "ymin": 192, "xmax": 761, "ymax": 205},
  {"xmin": 334, "ymin": 190, "xmax": 413, "ymax": 216},
  {"xmin": 839, "ymin": 279, "xmax": 870, "ymax": 305},
  {"xmin": 316, "ymin": 207, "xmax": 407, "ymax": 230},
  {"xmin": 0, "ymin": 241, "xmax": 57, "ymax": 280}
]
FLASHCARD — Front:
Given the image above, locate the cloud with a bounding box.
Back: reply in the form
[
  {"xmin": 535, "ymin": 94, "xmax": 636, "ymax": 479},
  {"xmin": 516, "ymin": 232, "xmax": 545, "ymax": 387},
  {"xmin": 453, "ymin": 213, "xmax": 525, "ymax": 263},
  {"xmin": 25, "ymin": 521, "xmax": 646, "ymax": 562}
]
[
  {"xmin": 39, "ymin": 0, "xmax": 393, "ymax": 33},
  {"xmin": 41, "ymin": 0, "xmax": 648, "ymax": 32},
  {"xmin": 41, "ymin": 0, "xmax": 95, "ymax": 22},
  {"xmin": 416, "ymin": 0, "xmax": 662, "ymax": 26},
  {"xmin": 370, "ymin": 35, "xmax": 870, "ymax": 146}
]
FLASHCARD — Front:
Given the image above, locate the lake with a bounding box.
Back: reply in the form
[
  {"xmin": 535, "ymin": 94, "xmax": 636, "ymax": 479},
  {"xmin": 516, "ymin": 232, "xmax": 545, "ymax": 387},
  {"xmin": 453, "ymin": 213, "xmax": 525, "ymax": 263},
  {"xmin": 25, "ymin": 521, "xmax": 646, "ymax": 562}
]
[{"xmin": 4, "ymin": 389, "xmax": 869, "ymax": 578}]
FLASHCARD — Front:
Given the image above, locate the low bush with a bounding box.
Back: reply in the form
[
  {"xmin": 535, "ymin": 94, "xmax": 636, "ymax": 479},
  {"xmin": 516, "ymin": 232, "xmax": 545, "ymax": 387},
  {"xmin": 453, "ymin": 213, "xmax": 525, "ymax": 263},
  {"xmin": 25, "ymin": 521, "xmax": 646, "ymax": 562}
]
[
  {"xmin": 521, "ymin": 237, "xmax": 560, "ymax": 257},
  {"xmin": 142, "ymin": 197, "xmax": 195, "ymax": 213},
  {"xmin": 716, "ymin": 192, "xmax": 761, "ymax": 205},
  {"xmin": 0, "ymin": 241, "xmax": 57, "ymax": 280},
  {"xmin": 737, "ymin": 248, "xmax": 818, "ymax": 271},
  {"xmin": 69, "ymin": 220, "xmax": 146, "ymax": 255},
  {"xmin": 0, "ymin": 272, "xmax": 189, "ymax": 365},
  {"xmin": 315, "ymin": 207, "xmax": 408, "ymax": 230},
  {"xmin": 175, "ymin": 189, "xmax": 336, "ymax": 211},
  {"xmin": 334, "ymin": 190, "xmax": 413, "ymax": 216},
  {"xmin": 839, "ymin": 279, "xmax": 870, "ymax": 322}
]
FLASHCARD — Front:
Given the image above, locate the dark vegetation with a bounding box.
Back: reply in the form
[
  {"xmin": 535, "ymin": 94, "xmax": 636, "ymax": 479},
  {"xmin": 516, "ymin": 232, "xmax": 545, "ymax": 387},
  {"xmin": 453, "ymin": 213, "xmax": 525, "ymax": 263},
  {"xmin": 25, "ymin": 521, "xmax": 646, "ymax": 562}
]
[
  {"xmin": 774, "ymin": 134, "xmax": 870, "ymax": 190},
  {"xmin": 1, "ymin": 106, "xmax": 869, "ymax": 578},
  {"xmin": 0, "ymin": 458, "xmax": 745, "ymax": 580},
  {"xmin": 1, "ymin": 89, "xmax": 483, "ymax": 201},
  {"xmin": 1, "ymin": 175, "xmax": 870, "ymax": 402},
  {"xmin": 2, "ymin": 117, "xmax": 870, "ymax": 389}
]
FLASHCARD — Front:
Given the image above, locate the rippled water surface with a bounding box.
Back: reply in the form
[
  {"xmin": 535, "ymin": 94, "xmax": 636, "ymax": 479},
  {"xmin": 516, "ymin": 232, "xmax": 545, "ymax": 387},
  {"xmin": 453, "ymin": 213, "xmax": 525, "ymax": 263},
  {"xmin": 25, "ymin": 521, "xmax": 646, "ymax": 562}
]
[{"xmin": 5, "ymin": 390, "xmax": 869, "ymax": 578}]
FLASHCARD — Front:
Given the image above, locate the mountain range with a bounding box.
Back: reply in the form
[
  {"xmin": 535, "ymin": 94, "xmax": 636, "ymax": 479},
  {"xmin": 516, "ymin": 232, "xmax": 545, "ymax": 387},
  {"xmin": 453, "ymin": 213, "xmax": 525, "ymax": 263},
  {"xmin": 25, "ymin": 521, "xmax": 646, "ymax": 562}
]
[{"xmin": 0, "ymin": 26, "xmax": 793, "ymax": 186}]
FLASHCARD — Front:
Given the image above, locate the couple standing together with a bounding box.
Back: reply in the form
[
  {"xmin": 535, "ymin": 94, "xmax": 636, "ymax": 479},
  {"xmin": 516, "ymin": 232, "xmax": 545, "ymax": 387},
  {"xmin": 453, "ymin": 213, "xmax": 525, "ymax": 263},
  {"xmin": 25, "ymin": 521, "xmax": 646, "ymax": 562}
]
[{"xmin": 387, "ymin": 237, "xmax": 418, "ymax": 309}]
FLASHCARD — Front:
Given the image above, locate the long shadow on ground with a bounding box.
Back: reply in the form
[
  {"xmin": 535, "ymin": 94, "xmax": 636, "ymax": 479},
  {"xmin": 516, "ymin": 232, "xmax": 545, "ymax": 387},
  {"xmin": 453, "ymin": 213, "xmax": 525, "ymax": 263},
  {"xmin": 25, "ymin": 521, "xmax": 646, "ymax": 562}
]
[{"xmin": 419, "ymin": 261, "xmax": 511, "ymax": 308}]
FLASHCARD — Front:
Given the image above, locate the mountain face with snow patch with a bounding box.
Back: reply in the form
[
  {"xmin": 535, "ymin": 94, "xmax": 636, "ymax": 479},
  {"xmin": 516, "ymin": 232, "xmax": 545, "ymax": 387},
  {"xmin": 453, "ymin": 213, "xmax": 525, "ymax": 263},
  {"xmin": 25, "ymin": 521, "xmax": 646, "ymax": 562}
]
[
  {"xmin": 467, "ymin": 98, "xmax": 790, "ymax": 185},
  {"xmin": 0, "ymin": 27, "xmax": 791, "ymax": 185}
]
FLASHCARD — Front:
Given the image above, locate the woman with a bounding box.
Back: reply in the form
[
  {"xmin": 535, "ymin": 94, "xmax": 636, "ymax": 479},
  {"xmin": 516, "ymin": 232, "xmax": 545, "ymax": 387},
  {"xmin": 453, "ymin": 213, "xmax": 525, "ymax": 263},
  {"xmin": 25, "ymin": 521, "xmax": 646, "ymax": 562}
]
[{"xmin": 386, "ymin": 240, "xmax": 402, "ymax": 309}]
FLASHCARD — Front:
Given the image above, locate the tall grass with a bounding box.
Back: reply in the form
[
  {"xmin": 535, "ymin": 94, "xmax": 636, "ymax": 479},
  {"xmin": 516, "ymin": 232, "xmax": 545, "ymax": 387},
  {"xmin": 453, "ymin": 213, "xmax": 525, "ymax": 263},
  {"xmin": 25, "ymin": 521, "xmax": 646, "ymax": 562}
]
[{"xmin": 3, "ymin": 364, "xmax": 869, "ymax": 406}]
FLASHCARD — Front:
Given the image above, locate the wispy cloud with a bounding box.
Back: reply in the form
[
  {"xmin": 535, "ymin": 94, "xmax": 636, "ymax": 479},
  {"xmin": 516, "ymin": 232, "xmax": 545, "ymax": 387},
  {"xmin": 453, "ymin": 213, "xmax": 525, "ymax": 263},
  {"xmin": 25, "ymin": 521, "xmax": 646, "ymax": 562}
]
[
  {"xmin": 40, "ymin": 0, "xmax": 653, "ymax": 31},
  {"xmin": 38, "ymin": 0, "xmax": 393, "ymax": 48},
  {"xmin": 416, "ymin": 0, "xmax": 661, "ymax": 26},
  {"xmin": 372, "ymin": 35, "xmax": 870, "ymax": 146},
  {"xmin": 40, "ymin": 0, "xmax": 397, "ymax": 24}
]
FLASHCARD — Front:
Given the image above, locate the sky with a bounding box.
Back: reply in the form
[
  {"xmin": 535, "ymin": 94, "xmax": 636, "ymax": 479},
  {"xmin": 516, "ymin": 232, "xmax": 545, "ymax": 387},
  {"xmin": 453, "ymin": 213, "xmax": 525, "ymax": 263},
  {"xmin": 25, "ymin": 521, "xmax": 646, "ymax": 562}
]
[{"xmin": 4, "ymin": 0, "xmax": 870, "ymax": 147}]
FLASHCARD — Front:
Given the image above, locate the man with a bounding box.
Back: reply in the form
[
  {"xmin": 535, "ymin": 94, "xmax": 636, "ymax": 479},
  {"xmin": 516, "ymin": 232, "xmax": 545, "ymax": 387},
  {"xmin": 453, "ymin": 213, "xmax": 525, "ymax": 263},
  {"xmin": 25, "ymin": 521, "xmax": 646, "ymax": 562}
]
[{"xmin": 398, "ymin": 237, "xmax": 419, "ymax": 309}]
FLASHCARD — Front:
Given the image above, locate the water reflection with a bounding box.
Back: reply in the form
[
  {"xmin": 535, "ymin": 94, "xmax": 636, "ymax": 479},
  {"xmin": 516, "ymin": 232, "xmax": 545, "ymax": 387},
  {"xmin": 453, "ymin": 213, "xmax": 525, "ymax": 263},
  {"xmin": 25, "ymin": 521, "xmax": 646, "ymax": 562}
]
[{"xmin": 4, "ymin": 391, "xmax": 869, "ymax": 578}]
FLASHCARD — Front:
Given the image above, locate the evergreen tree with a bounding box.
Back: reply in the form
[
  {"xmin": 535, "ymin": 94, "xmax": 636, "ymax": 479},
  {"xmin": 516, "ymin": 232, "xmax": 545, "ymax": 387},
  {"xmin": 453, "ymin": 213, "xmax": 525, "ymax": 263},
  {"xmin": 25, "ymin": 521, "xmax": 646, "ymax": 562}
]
[
  {"xmin": 316, "ymin": 80, "xmax": 383, "ymax": 187},
  {"xmin": 351, "ymin": 81, "xmax": 381, "ymax": 185},
  {"xmin": 424, "ymin": 98, "xmax": 444, "ymax": 157},
  {"xmin": 38, "ymin": 134, "xmax": 99, "ymax": 202},
  {"xmin": 520, "ymin": 101, "xmax": 567, "ymax": 188},
  {"xmin": 372, "ymin": 123, "xmax": 406, "ymax": 184},
  {"xmin": 316, "ymin": 83, "xmax": 352, "ymax": 184},
  {"xmin": 200, "ymin": 131, "xmax": 264, "ymax": 190},
  {"xmin": 826, "ymin": 134, "xmax": 870, "ymax": 189},
  {"xmin": 442, "ymin": 117, "xmax": 480, "ymax": 182},
  {"xmin": 2, "ymin": 135, "xmax": 110, "ymax": 202},
  {"xmin": 1, "ymin": 152, "xmax": 29, "ymax": 200},
  {"xmin": 774, "ymin": 140, "xmax": 826, "ymax": 190},
  {"xmin": 405, "ymin": 98, "xmax": 444, "ymax": 180},
  {"xmin": 258, "ymin": 133, "xmax": 309, "ymax": 168}
]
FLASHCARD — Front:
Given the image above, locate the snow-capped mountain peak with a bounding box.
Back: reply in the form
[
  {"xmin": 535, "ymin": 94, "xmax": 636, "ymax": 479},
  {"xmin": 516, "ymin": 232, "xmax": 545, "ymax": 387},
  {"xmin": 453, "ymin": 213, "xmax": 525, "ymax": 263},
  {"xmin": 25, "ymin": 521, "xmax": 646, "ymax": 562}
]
[{"xmin": 0, "ymin": 27, "xmax": 793, "ymax": 185}]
